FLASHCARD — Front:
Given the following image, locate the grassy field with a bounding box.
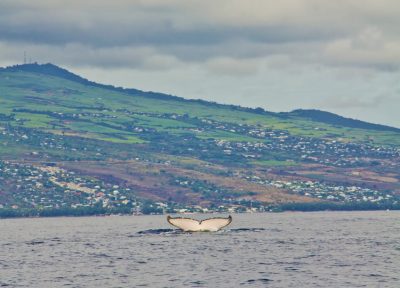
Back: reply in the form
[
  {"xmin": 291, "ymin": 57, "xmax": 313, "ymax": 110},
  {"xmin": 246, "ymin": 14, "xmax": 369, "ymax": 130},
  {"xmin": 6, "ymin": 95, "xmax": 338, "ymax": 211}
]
[{"xmin": 1, "ymin": 68, "xmax": 400, "ymax": 147}]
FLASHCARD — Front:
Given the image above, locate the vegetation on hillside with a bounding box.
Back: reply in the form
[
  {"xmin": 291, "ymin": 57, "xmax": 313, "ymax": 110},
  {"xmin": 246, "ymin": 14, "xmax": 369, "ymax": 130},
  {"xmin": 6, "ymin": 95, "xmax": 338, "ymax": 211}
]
[{"xmin": 0, "ymin": 63, "xmax": 399, "ymax": 217}]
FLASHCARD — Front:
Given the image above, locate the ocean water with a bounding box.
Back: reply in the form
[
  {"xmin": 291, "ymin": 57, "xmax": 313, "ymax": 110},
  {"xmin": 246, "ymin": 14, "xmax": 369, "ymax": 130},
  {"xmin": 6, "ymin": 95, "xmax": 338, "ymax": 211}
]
[{"xmin": 1, "ymin": 211, "xmax": 399, "ymax": 288}]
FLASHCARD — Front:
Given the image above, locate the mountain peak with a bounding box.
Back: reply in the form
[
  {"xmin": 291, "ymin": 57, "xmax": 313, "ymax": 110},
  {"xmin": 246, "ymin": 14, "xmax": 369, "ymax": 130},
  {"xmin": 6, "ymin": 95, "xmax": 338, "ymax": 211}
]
[
  {"xmin": 2, "ymin": 62, "xmax": 92, "ymax": 84},
  {"xmin": 1, "ymin": 63, "xmax": 398, "ymax": 132},
  {"xmin": 3, "ymin": 62, "xmax": 64, "ymax": 72},
  {"xmin": 1, "ymin": 62, "xmax": 179, "ymax": 101},
  {"xmin": 288, "ymin": 109, "xmax": 400, "ymax": 133}
]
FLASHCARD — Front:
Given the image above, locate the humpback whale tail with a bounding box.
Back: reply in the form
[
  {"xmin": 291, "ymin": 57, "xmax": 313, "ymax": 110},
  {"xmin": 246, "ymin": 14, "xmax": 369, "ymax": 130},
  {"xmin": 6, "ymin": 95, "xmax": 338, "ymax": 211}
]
[{"xmin": 167, "ymin": 215, "xmax": 232, "ymax": 232}]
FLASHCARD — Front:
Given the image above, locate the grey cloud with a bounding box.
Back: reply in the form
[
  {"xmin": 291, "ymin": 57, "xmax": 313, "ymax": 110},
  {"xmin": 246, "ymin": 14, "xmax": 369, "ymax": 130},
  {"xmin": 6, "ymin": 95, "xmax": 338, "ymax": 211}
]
[
  {"xmin": 1, "ymin": 0, "xmax": 399, "ymax": 72},
  {"xmin": 320, "ymin": 95, "xmax": 391, "ymax": 109},
  {"xmin": 0, "ymin": 42, "xmax": 182, "ymax": 70},
  {"xmin": 205, "ymin": 57, "xmax": 260, "ymax": 77},
  {"xmin": 323, "ymin": 31, "xmax": 400, "ymax": 71},
  {"xmin": 0, "ymin": 12, "xmax": 341, "ymax": 48}
]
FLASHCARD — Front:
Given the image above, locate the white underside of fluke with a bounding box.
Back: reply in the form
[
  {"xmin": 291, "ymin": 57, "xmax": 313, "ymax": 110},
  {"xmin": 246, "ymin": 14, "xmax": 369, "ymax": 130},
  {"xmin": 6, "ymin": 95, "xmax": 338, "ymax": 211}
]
[{"xmin": 167, "ymin": 215, "xmax": 232, "ymax": 232}]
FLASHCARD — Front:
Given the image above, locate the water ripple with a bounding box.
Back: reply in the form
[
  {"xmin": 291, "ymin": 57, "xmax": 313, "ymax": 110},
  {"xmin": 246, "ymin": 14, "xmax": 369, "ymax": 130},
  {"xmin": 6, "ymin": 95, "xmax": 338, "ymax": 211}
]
[{"xmin": 1, "ymin": 211, "xmax": 399, "ymax": 287}]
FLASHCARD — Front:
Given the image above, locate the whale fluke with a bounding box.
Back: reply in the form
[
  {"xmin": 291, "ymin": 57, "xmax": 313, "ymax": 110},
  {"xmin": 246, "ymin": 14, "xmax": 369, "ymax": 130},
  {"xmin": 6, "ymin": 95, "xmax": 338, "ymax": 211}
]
[{"xmin": 167, "ymin": 215, "xmax": 232, "ymax": 232}]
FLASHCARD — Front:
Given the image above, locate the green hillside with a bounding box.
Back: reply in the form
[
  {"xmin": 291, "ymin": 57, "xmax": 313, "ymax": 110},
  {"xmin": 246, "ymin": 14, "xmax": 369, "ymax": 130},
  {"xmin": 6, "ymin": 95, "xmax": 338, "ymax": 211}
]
[{"xmin": 1, "ymin": 63, "xmax": 399, "ymax": 217}]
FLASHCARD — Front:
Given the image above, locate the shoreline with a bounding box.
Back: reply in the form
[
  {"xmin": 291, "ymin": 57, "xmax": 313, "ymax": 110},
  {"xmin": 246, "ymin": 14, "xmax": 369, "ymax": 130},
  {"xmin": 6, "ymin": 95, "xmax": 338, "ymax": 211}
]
[{"xmin": 1, "ymin": 202, "xmax": 399, "ymax": 219}]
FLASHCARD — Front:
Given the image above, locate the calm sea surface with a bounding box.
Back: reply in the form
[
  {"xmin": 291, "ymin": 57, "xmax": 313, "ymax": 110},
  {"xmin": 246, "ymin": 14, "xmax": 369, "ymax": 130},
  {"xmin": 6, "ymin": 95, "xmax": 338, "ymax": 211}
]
[{"xmin": 1, "ymin": 211, "xmax": 399, "ymax": 288}]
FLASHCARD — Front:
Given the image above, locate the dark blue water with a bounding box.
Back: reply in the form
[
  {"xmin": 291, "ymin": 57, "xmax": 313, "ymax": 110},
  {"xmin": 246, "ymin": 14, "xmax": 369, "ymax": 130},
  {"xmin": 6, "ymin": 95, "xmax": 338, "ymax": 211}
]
[{"xmin": 1, "ymin": 211, "xmax": 399, "ymax": 287}]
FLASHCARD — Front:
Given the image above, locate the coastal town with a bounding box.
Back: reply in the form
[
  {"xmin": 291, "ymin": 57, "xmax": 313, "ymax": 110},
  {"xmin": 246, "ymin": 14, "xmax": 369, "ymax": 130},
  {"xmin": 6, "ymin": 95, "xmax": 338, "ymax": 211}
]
[
  {"xmin": 1, "ymin": 65, "xmax": 400, "ymax": 217},
  {"xmin": 1, "ymin": 123, "xmax": 399, "ymax": 215}
]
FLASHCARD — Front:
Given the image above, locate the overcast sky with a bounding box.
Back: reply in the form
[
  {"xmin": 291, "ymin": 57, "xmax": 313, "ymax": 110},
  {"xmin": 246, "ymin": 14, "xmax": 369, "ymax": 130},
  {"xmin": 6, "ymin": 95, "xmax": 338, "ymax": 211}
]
[{"xmin": 1, "ymin": 0, "xmax": 399, "ymax": 127}]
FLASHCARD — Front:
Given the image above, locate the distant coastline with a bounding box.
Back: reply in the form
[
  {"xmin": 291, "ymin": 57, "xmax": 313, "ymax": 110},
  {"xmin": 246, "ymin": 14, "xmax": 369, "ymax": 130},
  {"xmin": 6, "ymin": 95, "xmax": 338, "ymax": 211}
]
[{"xmin": 1, "ymin": 202, "xmax": 399, "ymax": 219}]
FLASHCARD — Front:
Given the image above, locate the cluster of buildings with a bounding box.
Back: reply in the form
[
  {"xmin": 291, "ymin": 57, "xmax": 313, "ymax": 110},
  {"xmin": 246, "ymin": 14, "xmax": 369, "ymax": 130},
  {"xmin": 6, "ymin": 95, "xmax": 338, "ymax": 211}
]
[
  {"xmin": 245, "ymin": 175, "xmax": 398, "ymax": 204},
  {"xmin": 196, "ymin": 119, "xmax": 399, "ymax": 167},
  {"xmin": 0, "ymin": 161, "xmax": 137, "ymax": 210}
]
